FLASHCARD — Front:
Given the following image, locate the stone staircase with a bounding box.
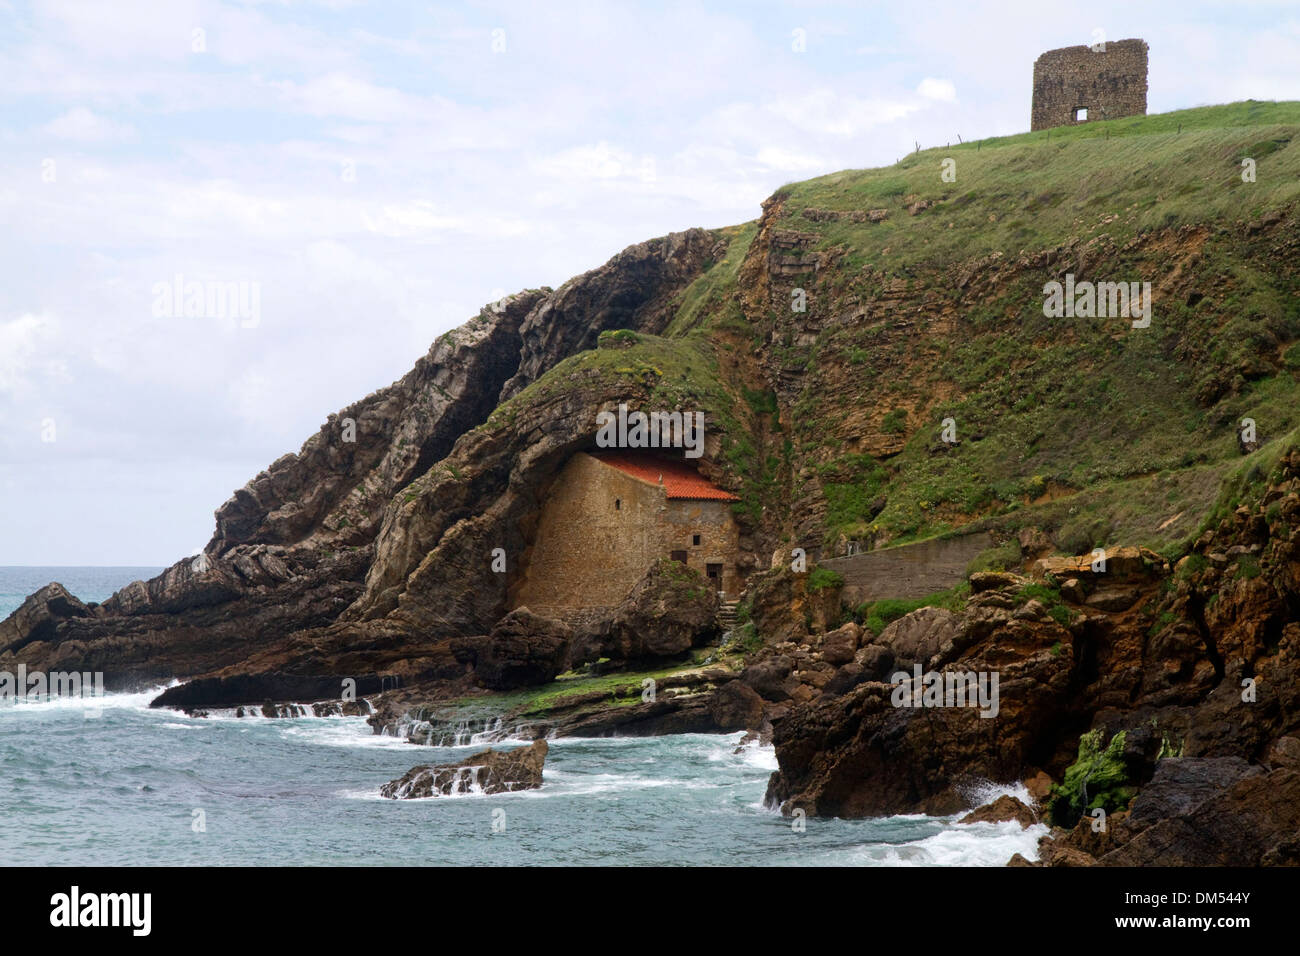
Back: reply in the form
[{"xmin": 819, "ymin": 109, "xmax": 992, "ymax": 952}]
[{"xmin": 717, "ymin": 599, "xmax": 740, "ymax": 630}]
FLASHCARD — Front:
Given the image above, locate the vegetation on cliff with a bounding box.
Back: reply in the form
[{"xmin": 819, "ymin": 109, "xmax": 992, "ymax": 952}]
[
  {"xmin": 383, "ymin": 99, "xmax": 1300, "ymax": 586},
  {"xmin": 7, "ymin": 105, "xmax": 1300, "ymax": 841},
  {"xmin": 1047, "ymin": 729, "xmax": 1138, "ymax": 826}
]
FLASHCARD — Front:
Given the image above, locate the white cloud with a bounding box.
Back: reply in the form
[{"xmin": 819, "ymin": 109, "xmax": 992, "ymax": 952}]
[
  {"xmin": 760, "ymin": 89, "xmax": 920, "ymax": 137},
  {"xmin": 269, "ymin": 72, "xmax": 432, "ymax": 123},
  {"xmin": 4, "ymin": 0, "xmax": 1300, "ymax": 564},
  {"xmin": 917, "ymin": 77, "xmax": 958, "ymax": 102},
  {"xmin": 33, "ymin": 0, "xmax": 201, "ymax": 61},
  {"xmin": 41, "ymin": 107, "xmax": 135, "ymax": 141},
  {"xmin": 535, "ymin": 142, "xmax": 657, "ymax": 183},
  {"xmin": 755, "ymin": 146, "xmax": 827, "ymax": 173},
  {"xmin": 0, "ymin": 313, "xmax": 64, "ymax": 397}
]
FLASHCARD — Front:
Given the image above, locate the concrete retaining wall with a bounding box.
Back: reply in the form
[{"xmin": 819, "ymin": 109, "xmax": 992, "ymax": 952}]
[{"xmin": 821, "ymin": 532, "xmax": 994, "ymax": 605}]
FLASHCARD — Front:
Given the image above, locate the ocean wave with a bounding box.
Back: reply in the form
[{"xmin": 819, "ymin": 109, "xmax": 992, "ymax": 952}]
[
  {"xmin": 0, "ymin": 682, "xmax": 176, "ymax": 717},
  {"xmin": 957, "ymin": 777, "xmax": 1035, "ymax": 809},
  {"xmin": 849, "ymin": 819, "xmax": 1049, "ymax": 867}
]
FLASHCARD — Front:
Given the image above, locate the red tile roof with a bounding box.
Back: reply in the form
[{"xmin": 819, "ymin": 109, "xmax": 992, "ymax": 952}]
[{"xmin": 590, "ymin": 452, "xmax": 740, "ymax": 501}]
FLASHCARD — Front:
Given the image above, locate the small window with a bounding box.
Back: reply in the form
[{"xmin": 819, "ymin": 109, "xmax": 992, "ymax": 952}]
[
  {"xmin": 615, "ymin": 498, "xmax": 620, "ymax": 510},
  {"xmin": 1074, "ymin": 107, "xmax": 1088, "ymax": 122},
  {"xmin": 692, "ymin": 534, "xmax": 701, "ymax": 547},
  {"xmin": 670, "ymin": 550, "xmax": 688, "ymax": 564}
]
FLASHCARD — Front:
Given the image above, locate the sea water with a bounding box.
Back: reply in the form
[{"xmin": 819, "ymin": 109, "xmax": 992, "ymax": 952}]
[{"xmin": 0, "ymin": 568, "xmax": 1046, "ymax": 866}]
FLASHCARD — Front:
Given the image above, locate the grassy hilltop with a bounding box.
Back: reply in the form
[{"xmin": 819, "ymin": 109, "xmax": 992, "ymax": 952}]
[{"xmin": 509, "ymin": 100, "xmax": 1300, "ymax": 565}]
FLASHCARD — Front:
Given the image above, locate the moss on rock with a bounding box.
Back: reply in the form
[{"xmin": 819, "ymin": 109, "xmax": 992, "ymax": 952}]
[{"xmin": 1048, "ymin": 729, "xmax": 1138, "ymax": 826}]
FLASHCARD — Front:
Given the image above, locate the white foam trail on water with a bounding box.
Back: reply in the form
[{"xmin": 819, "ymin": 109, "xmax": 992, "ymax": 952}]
[
  {"xmin": 189, "ymin": 707, "xmax": 256, "ymax": 721},
  {"xmin": 337, "ymin": 787, "xmax": 392, "ymax": 802},
  {"xmin": 514, "ymin": 769, "xmax": 714, "ymax": 799},
  {"xmin": 278, "ymin": 718, "xmax": 415, "ymax": 749},
  {"xmin": 417, "ymin": 730, "xmax": 538, "ymax": 749},
  {"xmin": 176, "ymin": 702, "xmax": 351, "ymax": 722},
  {"xmin": 545, "ymin": 731, "xmax": 750, "ymax": 748},
  {"xmin": 851, "ymin": 820, "xmax": 1049, "ymax": 867},
  {"xmin": 538, "ymin": 734, "xmax": 653, "ymax": 747}
]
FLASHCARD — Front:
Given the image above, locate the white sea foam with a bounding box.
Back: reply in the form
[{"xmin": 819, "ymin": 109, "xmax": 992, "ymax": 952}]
[
  {"xmin": 337, "ymin": 787, "xmax": 392, "ymax": 802},
  {"xmin": 520, "ymin": 769, "xmax": 698, "ymax": 797},
  {"xmin": 542, "ymin": 733, "xmax": 661, "ymax": 747},
  {"xmin": 0, "ymin": 682, "xmax": 175, "ymax": 716},
  {"xmin": 850, "ymin": 819, "xmax": 1049, "ymax": 867},
  {"xmin": 730, "ymin": 741, "xmax": 778, "ymax": 772},
  {"xmin": 0, "ymin": 690, "xmax": 1053, "ymax": 865},
  {"xmin": 278, "ymin": 718, "xmax": 414, "ymax": 749},
  {"xmin": 196, "ymin": 707, "xmax": 269, "ymax": 721},
  {"xmin": 959, "ymin": 777, "xmax": 1034, "ymax": 809}
]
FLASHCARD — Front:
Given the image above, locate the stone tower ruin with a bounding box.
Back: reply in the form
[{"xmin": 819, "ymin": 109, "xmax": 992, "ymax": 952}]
[{"xmin": 1031, "ymin": 38, "xmax": 1148, "ymax": 131}]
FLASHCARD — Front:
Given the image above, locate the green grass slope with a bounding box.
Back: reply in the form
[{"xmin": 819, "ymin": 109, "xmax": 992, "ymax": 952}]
[{"xmin": 493, "ymin": 101, "xmax": 1300, "ymax": 566}]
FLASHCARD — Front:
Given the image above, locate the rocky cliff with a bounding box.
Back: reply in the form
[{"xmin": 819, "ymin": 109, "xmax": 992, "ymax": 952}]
[
  {"xmin": 1, "ymin": 228, "xmax": 728, "ymax": 692},
  {"xmin": 4, "ymin": 103, "xmax": 1300, "ymax": 865}
]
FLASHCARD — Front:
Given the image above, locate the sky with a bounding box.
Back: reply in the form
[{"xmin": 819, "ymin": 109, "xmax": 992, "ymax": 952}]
[{"xmin": 2, "ymin": 0, "xmax": 1299, "ymax": 566}]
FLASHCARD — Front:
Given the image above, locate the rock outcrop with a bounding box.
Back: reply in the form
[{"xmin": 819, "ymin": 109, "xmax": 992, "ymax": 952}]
[
  {"xmin": 209, "ymin": 292, "xmax": 547, "ymax": 556},
  {"xmin": 4, "ymin": 112, "xmax": 1300, "ymax": 873},
  {"xmin": 762, "ymin": 446, "xmax": 1300, "ymax": 865},
  {"xmin": 959, "ymin": 795, "xmax": 1039, "ymax": 828},
  {"xmin": 606, "ymin": 559, "xmax": 720, "ymax": 661},
  {"xmin": 765, "ymin": 573, "xmax": 1074, "ymax": 817},
  {"xmin": 0, "ymin": 228, "xmax": 727, "ymax": 700},
  {"xmin": 744, "ymin": 567, "xmax": 842, "ymax": 646},
  {"xmin": 0, "ymin": 584, "xmax": 92, "ymax": 655},
  {"xmin": 469, "ymin": 609, "xmax": 573, "ymax": 690},
  {"xmin": 380, "ymin": 740, "xmax": 548, "ymax": 798},
  {"xmin": 1034, "ymin": 757, "xmax": 1300, "ymax": 866}
]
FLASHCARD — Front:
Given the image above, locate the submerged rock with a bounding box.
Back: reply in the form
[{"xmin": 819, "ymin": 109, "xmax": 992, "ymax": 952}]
[
  {"xmin": 380, "ymin": 739, "xmax": 548, "ymax": 799},
  {"xmin": 959, "ymin": 795, "xmax": 1039, "ymax": 829}
]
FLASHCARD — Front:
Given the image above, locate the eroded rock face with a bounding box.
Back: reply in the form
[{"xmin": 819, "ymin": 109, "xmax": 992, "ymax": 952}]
[
  {"xmin": 1034, "ymin": 758, "xmax": 1300, "ymax": 867},
  {"xmin": 746, "ymin": 567, "xmax": 841, "ymax": 645},
  {"xmin": 209, "ymin": 293, "xmax": 546, "ymax": 556},
  {"xmin": 381, "ymin": 740, "xmax": 548, "ymax": 798},
  {"xmin": 1123, "ymin": 756, "xmax": 1262, "ymax": 827},
  {"xmin": 740, "ymin": 656, "xmax": 795, "ymax": 701},
  {"xmin": 1031, "ymin": 546, "xmax": 1168, "ymax": 585},
  {"xmin": 499, "ymin": 229, "xmax": 721, "ymax": 399},
  {"xmin": 150, "ymin": 671, "xmax": 389, "ymax": 710},
  {"xmin": 708, "ymin": 680, "xmax": 765, "ymax": 731},
  {"xmin": 764, "ymin": 578, "xmax": 1076, "ymax": 818},
  {"xmin": 817, "ymin": 622, "xmax": 860, "ymax": 666},
  {"xmin": 0, "ymin": 584, "xmax": 91, "ymax": 655},
  {"xmin": 607, "ymin": 560, "xmax": 719, "ymax": 661},
  {"xmin": 0, "ymin": 228, "xmax": 724, "ymax": 698},
  {"xmin": 473, "ymin": 609, "xmax": 572, "ymax": 690},
  {"xmin": 0, "ymin": 548, "xmax": 372, "ymax": 690},
  {"xmin": 1100, "ymin": 767, "xmax": 1300, "ymax": 866},
  {"xmin": 765, "ymin": 447, "xmax": 1300, "ymax": 848},
  {"xmin": 878, "ymin": 606, "xmax": 961, "ymax": 671}
]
